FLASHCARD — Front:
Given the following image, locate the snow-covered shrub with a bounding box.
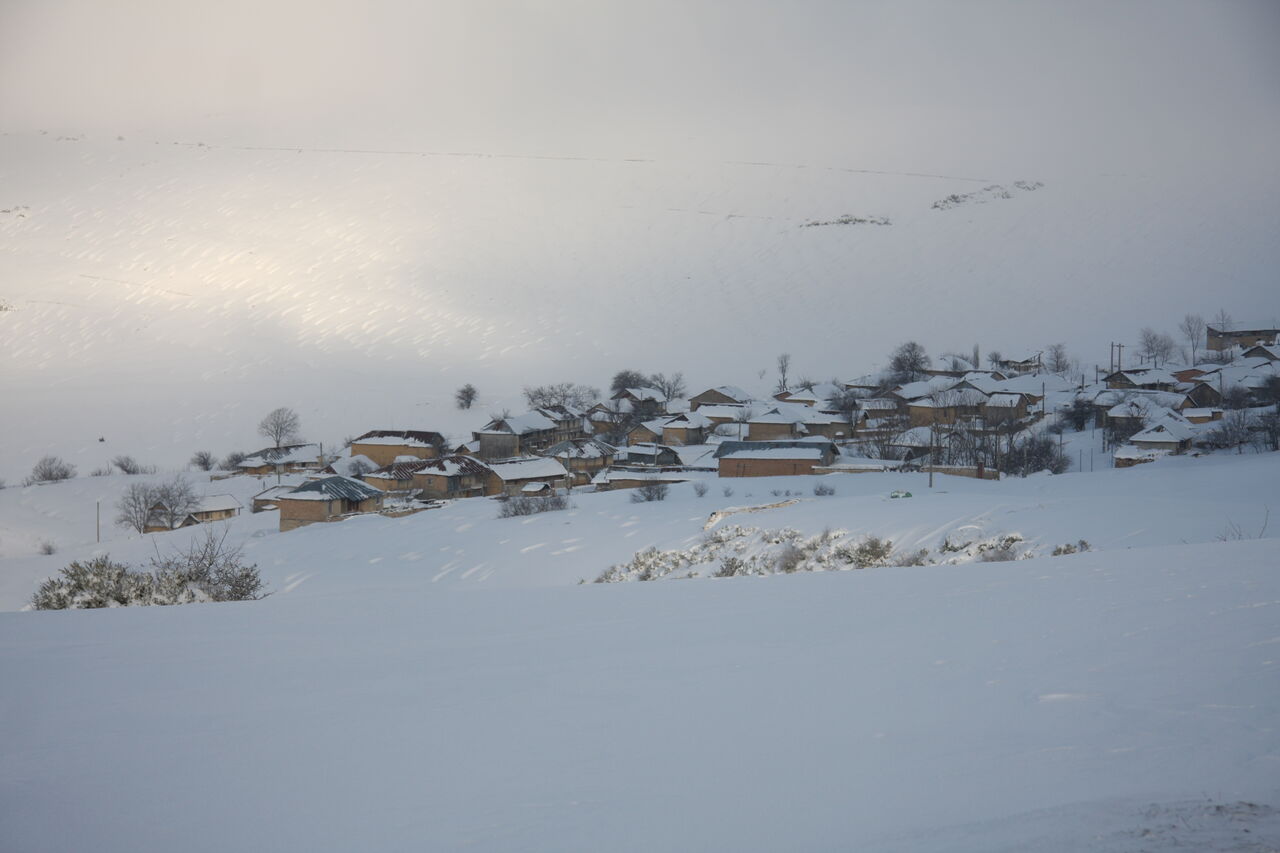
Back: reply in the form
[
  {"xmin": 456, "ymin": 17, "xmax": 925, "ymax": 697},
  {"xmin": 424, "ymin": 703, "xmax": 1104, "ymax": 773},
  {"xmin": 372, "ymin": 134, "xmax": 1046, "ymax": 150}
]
[
  {"xmin": 38, "ymin": 540, "xmax": 56, "ymax": 556},
  {"xmin": 813, "ymin": 482, "xmax": 836, "ymax": 497},
  {"xmin": 834, "ymin": 536, "xmax": 895, "ymax": 569},
  {"xmin": 630, "ymin": 483, "xmax": 669, "ymax": 503},
  {"xmin": 112, "ymin": 455, "xmax": 155, "ymax": 475},
  {"xmin": 31, "ymin": 529, "xmax": 265, "ymax": 610},
  {"xmin": 692, "ymin": 481, "xmax": 708, "ymax": 497},
  {"xmin": 775, "ymin": 544, "xmax": 806, "ymax": 574},
  {"xmin": 1001, "ymin": 435, "xmax": 1069, "ymax": 476},
  {"xmin": 498, "ymin": 494, "xmax": 569, "ymax": 518},
  {"xmin": 1051, "ymin": 540, "xmax": 1091, "ymax": 556},
  {"xmin": 976, "ymin": 535, "xmax": 1024, "ymax": 562},
  {"xmin": 722, "ymin": 486, "xmax": 734, "ymax": 497}
]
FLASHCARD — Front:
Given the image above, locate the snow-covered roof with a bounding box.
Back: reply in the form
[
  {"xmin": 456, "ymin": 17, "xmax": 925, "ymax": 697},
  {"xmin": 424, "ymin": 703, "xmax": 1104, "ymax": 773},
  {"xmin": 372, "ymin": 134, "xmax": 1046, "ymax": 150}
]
[
  {"xmin": 985, "ymin": 392, "xmax": 1027, "ymax": 407},
  {"xmin": 544, "ymin": 438, "xmax": 616, "ymax": 459},
  {"xmin": 893, "ymin": 377, "xmax": 957, "ymax": 400},
  {"xmin": 415, "ymin": 455, "xmax": 492, "ymax": 478},
  {"xmin": 591, "ymin": 469, "xmax": 690, "ymax": 485},
  {"xmin": 718, "ymin": 447, "xmax": 826, "ymax": 461},
  {"xmin": 195, "ymin": 494, "xmax": 241, "ymax": 514},
  {"xmin": 663, "ymin": 412, "xmax": 713, "ymax": 429},
  {"xmin": 486, "ymin": 457, "xmax": 567, "ymax": 482},
  {"xmin": 693, "ymin": 385, "xmax": 752, "ymax": 403},
  {"xmin": 239, "ymin": 443, "xmax": 322, "ymax": 468},
  {"xmin": 282, "ymin": 476, "xmax": 383, "ymax": 502},
  {"xmin": 481, "ymin": 411, "xmax": 558, "ymax": 436},
  {"xmin": 613, "ymin": 386, "xmax": 667, "ymax": 402},
  {"xmin": 858, "ymin": 398, "xmax": 899, "ymax": 411},
  {"xmin": 326, "ymin": 455, "xmax": 377, "ymax": 478},
  {"xmin": 1131, "ymin": 421, "xmax": 1195, "ymax": 444},
  {"xmin": 351, "ymin": 430, "xmax": 445, "ymax": 447}
]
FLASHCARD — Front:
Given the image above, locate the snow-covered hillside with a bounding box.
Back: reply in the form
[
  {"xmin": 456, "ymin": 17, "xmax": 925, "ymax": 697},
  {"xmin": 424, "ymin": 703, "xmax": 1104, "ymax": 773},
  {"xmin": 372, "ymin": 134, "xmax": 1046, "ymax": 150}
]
[{"xmin": 2, "ymin": 127, "xmax": 1278, "ymax": 482}]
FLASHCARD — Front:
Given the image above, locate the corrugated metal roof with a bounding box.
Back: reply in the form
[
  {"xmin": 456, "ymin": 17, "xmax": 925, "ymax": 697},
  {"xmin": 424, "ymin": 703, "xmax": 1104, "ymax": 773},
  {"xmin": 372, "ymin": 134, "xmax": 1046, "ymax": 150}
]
[
  {"xmin": 353, "ymin": 429, "xmax": 445, "ymax": 447},
  {"xmin": 287, "ymin": 476, "xmax": 382, "ymax": 502}
]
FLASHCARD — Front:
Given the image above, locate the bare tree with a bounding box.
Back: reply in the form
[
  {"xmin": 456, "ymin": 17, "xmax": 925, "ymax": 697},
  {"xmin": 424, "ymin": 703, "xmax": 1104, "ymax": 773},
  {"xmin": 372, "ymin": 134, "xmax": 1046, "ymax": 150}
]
[
  {"xmin": 24, "ymin": 455, "xmax": 76, "ymax": 485},
  {"xmin": 1137, "ymin": 328, "xmax": 1176, "ymax": 366},
  {"xmin": 1045, "ymin": 343, "xmax": 1071, "ymax": 375},
  {"xmin": 648, "ymin": 372, "xmax": 686, "ymax": 401},
  {"xmin": 776, "ymin": 353, "xmax": 791, "ymax": 392},
  {"xmin": 189, "ymin": 450, "xmax": 216, "ymax": 471},
  {"xmin": 220, "ymin": 451, "xmax": 247, "ymax": 471},
  {"xmin": 733, "ymin": 405, "xmax": 756, "ymax": 440},
  {"xmin": 258, "ymin": 407, "xmax": 301, "ymax": 448},
  {"xmin": 151, "ymin": 476, "xmax": 200, "ymax": 531},
  {"xmin": 455, "ymin": 384, "xmax": 478, "ymax": 410},
  {"xmin": 115, "ymin": 482, "xmax": 159, "ymax": 533},
  {"xmin": 1179, "ymin": 313, "xmax": 1206, "ymax": 365},
  {"xmin": 523, "ymin": 383, "xmax": 600, "ymax": 410},
  {"xmin": 1212, "ymin": 308, "xmax": 1234, "ymax": 333},
  {"xmin": 887, "ymin": 341, "xmax": 931, "ymax": 384},
  {"xmin": 986, "ymin": 350, "xmax": 1003, "ymax": 369}
]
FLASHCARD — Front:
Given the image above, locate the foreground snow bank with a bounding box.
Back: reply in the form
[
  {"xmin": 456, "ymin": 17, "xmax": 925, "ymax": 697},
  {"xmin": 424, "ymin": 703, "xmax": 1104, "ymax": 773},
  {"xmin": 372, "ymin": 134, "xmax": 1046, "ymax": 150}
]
[{"xmin": 2, "ymin": 537, "xmax": 1277, "ymax": 852}]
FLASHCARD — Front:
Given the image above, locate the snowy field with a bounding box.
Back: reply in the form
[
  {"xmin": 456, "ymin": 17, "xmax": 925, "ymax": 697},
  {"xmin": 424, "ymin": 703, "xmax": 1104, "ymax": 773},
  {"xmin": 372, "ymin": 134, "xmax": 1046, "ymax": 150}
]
[{"xmin": 2, "ymin": 453, "xmax": 1278, "ymax": 851}]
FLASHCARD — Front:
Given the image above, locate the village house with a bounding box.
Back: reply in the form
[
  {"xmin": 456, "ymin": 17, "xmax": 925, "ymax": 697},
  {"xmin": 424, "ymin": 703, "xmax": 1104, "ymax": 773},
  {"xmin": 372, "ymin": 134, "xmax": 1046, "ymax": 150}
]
[
  {"xmin": 591, "ymin": 470, "xmax": 691, "ymax": 491},
  {"xmin": 275, "ymin": 476, "xmax": 385, "ymax": 532},
  {"xmin": 745, "ymin": 408, "xmax": 806, "ymax": 441},
  {"xmin": 993, "ymin": 352, "xmax": 1043, "ymax": 375},
  {"xmin": 348, "ymin": 430, "xmax": 445, "ymax": 468},
  {"xmin": 1242, "ymin": 344, "xmax": 1280, "ymax": 362},
  {"xmin": 625, "ymin": 418, "xmax": 666, "ymax": 446},
  {"xmin": 906, "ymin": 389, "xmax": 988, "ymax": 427},
  {"xmin": 250, "ymin": 485, "xmax": 296, "ymax": 513},
  {"xmin": 484, "ymin": 457, "xmax": 569, "ymax": 496},
  {"xmin": 1207, "ymin": 325, "xmax": 1279, "ymax": 352},
  {"xmin": 143, "ymin": 494, "xmax": 243, "ymax": 533},
  {"xmin": 608, "ymin": 386, "xmax": 668, "ymax": 418},
  {"xmin": 361, "ymin": 460, "xmax": 433, "ymax": 494},
  {"xmin": 774, "ymin": 382, "xmax": 843, "ymax": 408},
  {"xmin": 1104, "ymin": 369, "xmax": 1179, "ymax": 392},
  {"xmin": 660, "ymin": 412, "xmax": 712, "ymax": 446},
  {"xmin": 543, "ymin": 438, "xmax": 616, "ymax": 486},
  {"xmin": 237, "ymin": 443, "xmax": 325, "ymax": 476},
  {"xmin": 474, "ymin": 407, "xmax": 587, "ymax": 460},
  {"xmin": 612, "ymin": 443, "xmax": 682, "ymax": 468},
  {"xmin": 982, "ymin": 392, "xmax": 1033, "ymax": 424},
  {"xmin": 688, "ymin": 385, "xmax": 753, "ymax": 410},
  {"xmin": 714, "ymin": 438, "xmax": 839, "ymax": 477},
  {"xmin": 410, "ymin": 455, "xmax": 494, "ymax": 499}
]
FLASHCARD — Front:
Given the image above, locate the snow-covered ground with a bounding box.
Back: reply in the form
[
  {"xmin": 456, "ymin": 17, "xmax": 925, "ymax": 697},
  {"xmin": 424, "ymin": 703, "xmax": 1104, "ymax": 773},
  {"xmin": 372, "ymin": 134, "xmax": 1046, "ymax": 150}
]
[{"xmin": 2, "ymin": 453, "xmax": 1278, "ymax": 850}]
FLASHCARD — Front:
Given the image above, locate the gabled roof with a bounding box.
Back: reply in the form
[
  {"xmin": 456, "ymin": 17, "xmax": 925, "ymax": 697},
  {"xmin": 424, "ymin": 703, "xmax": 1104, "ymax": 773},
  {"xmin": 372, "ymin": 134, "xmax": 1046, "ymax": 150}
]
[
  {"xmin": 194, "ymin": 494, "xmax": 241, "ymax": 514},
  {"xmin": 663, "ymin": 412, "xmax": 713, "ymax": 429},
  {"xmin": 611, "ymin": 386, "xmax": 667, "ymax": 403},
  {"xmin": 364, "ymin": 459, "xmax": 434, "ymax": 481},
  {"xmin": 352, "ymin": 429, "xmax": 445, "ymax": 447},
  {"xmin": 284, "ymin": 476, "xmax": 383, "ymax": 502},
  {"xmin": 691, "ymin": 385, "xmax": 752, "ymax": 403},
  {"xmin": 480, "ymin": 411, "xmax": 559, "ymax": 436},
  {"xmin": 414, "ymin": 455, "xmax": 493, "ymax": 477},
  {"xmin": 544, "ymin": 438, "xmax": 616, "ymax": 459},
  {"xmin": 486, "ymin": 457, "xmax": 567, "ymax": 482},
  {"xmin": 713, "ymin": 438, "xmax": 836, "ymax": 459},
  {"xmin": 239, "ymin": 443, "xmax": 322, "ymax": 468}
]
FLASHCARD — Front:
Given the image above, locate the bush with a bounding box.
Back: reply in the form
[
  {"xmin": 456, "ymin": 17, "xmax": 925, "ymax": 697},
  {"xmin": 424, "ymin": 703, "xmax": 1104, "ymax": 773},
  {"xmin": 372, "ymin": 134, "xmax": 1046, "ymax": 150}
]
[
  {"xmin": 775, "ymin": 544, "xmax": 806, "ymax": 574},
  {"xmin": 715, "ymin": 556, "xmax": 746, "ymax": 578},
  {"xmin": 190, "ymin": 450, "xmax": 216, "ymax": 471},
  {"xmin": 813, "ymin": 482, "xmax": 836, "ymax": 497},
  {"xmin": 497, "ymin": 494, "xmax": 568, "ymax": 518},
  {"xmin": 722, "ymin": 486, "xmax": 734, "ymax": 498},
  {"xmin": 112, "ymin": 455, "xmax": 155, "ymax": 475},
  {"xmin": 38, "ymin": 540, "xmax": 57, "ymax": 555},
  {"xmin": 835, "ymin": 536, "xmax": 895, "ymax": 568},
  {"xmin": 1051, "ymin": 540, "xmax": 1091, "ymax": 556},
  {"xmin": 692, "ymin": 481, "xmax": 709, "ymax": 497},
  {"xmin": 1001, "ymin": 435, "xmax": 1070, "ymax": 477},
  {"xmin": 24, "ymin": 455, "xmax": 76, "ymax": 486},
  {"xmin": 31, "ymin": 529, "xmax": 266, "ymax": 609},
  {"xmin": 630, "ymin": 483, "xmax": 670, "ymax": 503}
]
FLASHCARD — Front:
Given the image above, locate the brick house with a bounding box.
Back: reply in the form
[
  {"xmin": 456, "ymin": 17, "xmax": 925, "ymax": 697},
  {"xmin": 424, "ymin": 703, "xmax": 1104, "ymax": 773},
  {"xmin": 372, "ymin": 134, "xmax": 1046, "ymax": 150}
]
[
  {"xmin": 688, "ymin": 385, "xmax": 752, "ymax": 410},
  {"xmin": 237, "ymin": 443, "xmax": 325, "ymax": 476},
  {"xmin": 544, "ymin": 438, "xmax": 616, "ymax": 486},
  {"xmin": 275, "ymin": 476, "xmax": 385, "ymax": 532},
  {"xmin": 348, "ymin": 430, "xmax": 445, "ymax": 468},
  {"xmin": 410, "ymin": 455, "xmax": 494, "ymax": 499},
  {"xmin": 660, "ymin": 412, "xmax": 712, "ymax": 446},
  {"xmin": 714, "ymin": 439, "xmax": 839, "ymax": 477},
  {"xmin": 1207, "ymin": 325, "xmax": 1279, "ymax": 352},
  {"xmin": 142, "ymin": 494, "xmax": 243, "ymax": 533}
]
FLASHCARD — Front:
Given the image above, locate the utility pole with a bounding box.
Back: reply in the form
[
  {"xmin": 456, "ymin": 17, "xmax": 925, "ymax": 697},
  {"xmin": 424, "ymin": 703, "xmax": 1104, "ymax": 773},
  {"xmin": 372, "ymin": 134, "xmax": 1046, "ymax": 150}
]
[{"xmin": 96, "ymin": 500, "xmax": 100, "ymax": 543}]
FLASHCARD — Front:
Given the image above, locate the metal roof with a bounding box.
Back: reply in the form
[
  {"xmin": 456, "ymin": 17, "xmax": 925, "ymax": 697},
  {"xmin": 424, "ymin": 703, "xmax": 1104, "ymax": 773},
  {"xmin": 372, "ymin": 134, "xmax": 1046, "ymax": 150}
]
[{"xmin": 287, "ymin": 476, "xmax": 382, "ymax": 502}]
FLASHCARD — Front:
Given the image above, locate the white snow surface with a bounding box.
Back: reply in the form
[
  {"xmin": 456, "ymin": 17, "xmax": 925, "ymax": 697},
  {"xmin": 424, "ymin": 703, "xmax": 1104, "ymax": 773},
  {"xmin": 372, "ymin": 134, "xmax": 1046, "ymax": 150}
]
[{"xmin": 1, "ymin": 454, "xmax": 1279, "ymax": 850}]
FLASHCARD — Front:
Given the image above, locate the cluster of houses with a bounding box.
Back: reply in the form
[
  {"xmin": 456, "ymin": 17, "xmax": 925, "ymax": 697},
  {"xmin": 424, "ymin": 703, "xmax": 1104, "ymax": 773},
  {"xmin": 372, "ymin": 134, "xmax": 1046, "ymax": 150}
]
[{"xmin": 179, "ymin": 324, "xmax": 1278, "ymax": 533}]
